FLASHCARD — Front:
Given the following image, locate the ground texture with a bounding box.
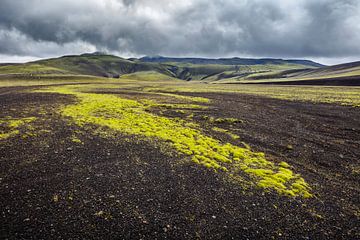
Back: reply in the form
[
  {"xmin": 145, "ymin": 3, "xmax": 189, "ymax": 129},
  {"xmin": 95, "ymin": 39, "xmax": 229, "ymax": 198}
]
[{"xmin": 1, "ymin": 83, "xmax": 359, "ymax": 239}]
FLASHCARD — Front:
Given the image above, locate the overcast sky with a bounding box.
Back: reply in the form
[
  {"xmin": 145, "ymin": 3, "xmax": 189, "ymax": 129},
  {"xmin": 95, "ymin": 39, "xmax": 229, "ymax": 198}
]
[{"xmin": 0, "ymin": 0, "xmax": 359, "ymax": 65}]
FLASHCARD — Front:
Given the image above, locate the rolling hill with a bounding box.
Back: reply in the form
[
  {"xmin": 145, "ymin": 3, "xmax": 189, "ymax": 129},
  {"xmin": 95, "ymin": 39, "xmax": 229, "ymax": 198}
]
[
  {"xmin": 0, "ymin": 53, "xmax": 322, "ymax": 81},
  {"xmin": 1, "ymin": 52, "xmax": 359, "ymax": 85},
  {"xmin": 139, "ymin": 55, "xmax": 324, "ymax": 67},
  {"xmin": 219, "ymin": 61, "xmax": 360, "ymax": 85}
]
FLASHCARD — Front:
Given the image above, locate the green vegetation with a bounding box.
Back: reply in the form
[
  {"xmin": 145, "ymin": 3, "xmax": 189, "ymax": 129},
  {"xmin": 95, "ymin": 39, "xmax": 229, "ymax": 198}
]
[
  {"xmin": 202, "ymin": 64, "xmax": 312, "ymax": 82},
  {"xmin": 120, "ymin": 71, "xmax": 178, "ymax": 81},
  {"xmin": 0, "ymin": 63, "xmax": 66, "ymax": 74},
  {"xmin": 1, "ymin": 60, "xmax": 358, "ymax": 198},
  {"xmin": 230, "ymin": 86, "xmax": 360, "ymax": 107},
  {"xmin": 0, "ymin": 53, "xmax": 325, "ymax": 82},
  {"xmin": 37, "ymin": 84, "xmax": 312, "ymax": 198},
  {"xmin": 150, "ymin": 92, "xmax": 210, "ymax": 103},
  {"xmin": 1, "ymin": 73, "xmax": 359, "ymax": 107},
  {"xmin": 2, "ymin": 53, "xmax": 358, "ymax": 86},
  {"xmin": 212, "ymin": 117, "xmax": 243, "ymax": 124},
  {"xmin": 37, "ymin": 54, "xmax": 143, "ymax": 76},
  {"xmin": 215, "ymin": 62, "xmax": 360, "ymax": 84},
  {"xmin": 212, "ymin": 127, "xmax": 240, "ymax": 140},
  {"xmin": 145, "ymin": 84, "xmax": 360, "ymax": 107},
  {"xmin": 0, "ymin": 117, "xmax": 36, "ymax": 140}
]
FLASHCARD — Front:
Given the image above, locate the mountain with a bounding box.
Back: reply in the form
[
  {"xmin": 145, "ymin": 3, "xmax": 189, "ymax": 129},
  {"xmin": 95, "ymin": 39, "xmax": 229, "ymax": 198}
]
[
  {"xmin": 35, "ymin": 54, "xmax": 161, "ymax": 77},
  {"xmin": 137, "ymin": 55, "xmax": 323, "ymax": 81},
  {"xmin": 139, "ymin": 56, "xmax": 324, "ymax": 67},
  {"xmin": 0, "ymin": 53, "xmax": 319, "ymax": 80},
  {"xmin": 3, "ymin": 53, "xmax": 359, "ymax": 85}
]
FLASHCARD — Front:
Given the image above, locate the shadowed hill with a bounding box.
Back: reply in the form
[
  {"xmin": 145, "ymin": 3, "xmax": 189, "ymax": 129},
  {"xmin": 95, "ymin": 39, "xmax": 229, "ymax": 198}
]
[
  {"xmin": 0, "ymin": 54, "xmax": 176, "ymax": 80},
  {"xmin": 139, "ymin": 56, "xmax": 324, "ymax": 67},
  {"xmin": 0, "ymin": 53, "xmax": 321, "ymax": 82},
  {"xmin": 225, "ymin": 61, "xmax": 360, "ymax": 85},
  {"xmin": 4, "ymin": 53, "xmax": 359, "ymax": 85},
  {"xmin": 35, "ymin": 54, "xmax": 172, "ymax": 78}
]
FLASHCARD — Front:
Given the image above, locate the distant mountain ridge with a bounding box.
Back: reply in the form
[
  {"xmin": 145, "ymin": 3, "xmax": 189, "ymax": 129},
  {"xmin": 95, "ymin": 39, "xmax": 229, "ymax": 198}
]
[
  {"xmin": 17, "ymin": 53, "xmax": 321, "ymax": 80},
  {"xmin": 3, "ymin": 52, "xmax": 359, "ymax": 86},
  {"xmin": 139, "ymin": 56, "xmax": 324, "ymax": 67}
]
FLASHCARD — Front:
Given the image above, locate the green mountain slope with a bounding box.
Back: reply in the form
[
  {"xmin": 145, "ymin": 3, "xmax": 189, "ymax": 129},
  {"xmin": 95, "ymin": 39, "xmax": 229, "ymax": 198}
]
[
  {"xmin": 140, "ymin": 56, "xmax": 324, "ymax": 67},
  {"xmin": 36, "ymin": 54, "xmax": 162, "ymax": 77},
  {"xmin": 219, "ymin": 61, "xmax": 360, "ymax": 85},
  {"xmin": 5, "ymin": 53, "xmax": 351, "ymax": 84}
]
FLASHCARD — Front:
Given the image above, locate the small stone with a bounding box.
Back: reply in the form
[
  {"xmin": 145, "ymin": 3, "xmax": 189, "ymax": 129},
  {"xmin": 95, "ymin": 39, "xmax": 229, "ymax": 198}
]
[
  {"xmin": 95, "ymin": 211, "xmax": 104, "ymax": 216},
  {"xmin": 339, "ymin": 154, "xmax": 344, "ymax": 159},
  {"xmin": 53, "ymin": 194, "xmax": 59, "ymax": 202},
  {"xmin": 212, "ymin": 215, "xmax": 216, "ymax": 219},
  {"xmin": 24, "ymin": 218, "xmax": 30, "ymax": 222}
]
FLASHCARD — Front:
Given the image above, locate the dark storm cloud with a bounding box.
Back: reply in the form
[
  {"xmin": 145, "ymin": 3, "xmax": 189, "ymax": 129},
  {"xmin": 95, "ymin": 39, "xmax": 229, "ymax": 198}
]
[{"xmin": 0, "ymin": 0, "xmax": 359, "ymax": 61}]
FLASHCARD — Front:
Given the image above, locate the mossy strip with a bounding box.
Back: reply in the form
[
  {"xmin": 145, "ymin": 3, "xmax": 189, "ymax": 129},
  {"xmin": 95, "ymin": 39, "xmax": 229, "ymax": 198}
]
[
  {"xmin": 0, "ymin": 117, "xmax": 36, "ymax": 140},
  {"xmin": 38, "ymin": 85, "xmax": 312, "ymax": 198}
]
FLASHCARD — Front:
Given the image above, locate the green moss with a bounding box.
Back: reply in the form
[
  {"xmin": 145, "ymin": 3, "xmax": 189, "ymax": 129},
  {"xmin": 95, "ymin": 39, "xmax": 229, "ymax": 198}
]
[
  {"xmin": 214, "ymin": 117, "xmax": 243, "ymax": 124},
  {"xmin": 212, "ymin": 127, "xmax": 240, "ymax": 140},
  {"xmin": 38, "ymin": 85, "xmax": 312, "ymax": 198},
  {"xmin": 0, "ymin": 63, "xmax": 65, "ymax": 74},
  {"xmin": 175, "ymin": 110, "xmax": 186, "ymax": 114},
  {"xmin": 0, "ymin": 117, "xmax": 36, "ymax": 140},
  {"xmin": 120, "ymin": 71, "xmax": 178, "ymax": 82},
  {"xmin": 149, "ymin": 92, "xmax": 210, "ymax": 103},
  {"xmin": 0, "ymin": 130, "xmax": 20, "ymax": 140},
  {"xmin": 279, "ymin": 161, "xmax": 290, "ymax": 168},
  {"xmin": 144, "ymin": 85, "xmax": 360, "ymax": 108},
  {"xmin": 71, "ymin": 136, "xmax": 83, "ymax": 144},
  {"xmin": 155, "ymin": 103, "xmax": 207, "ymax": 110}
]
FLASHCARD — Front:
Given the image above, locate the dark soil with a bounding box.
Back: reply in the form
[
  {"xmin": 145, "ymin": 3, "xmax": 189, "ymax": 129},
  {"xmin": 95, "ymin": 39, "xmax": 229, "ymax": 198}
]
[{"xmin": 1, "ymin": 87, "xmax": 359, "ymax": 239}]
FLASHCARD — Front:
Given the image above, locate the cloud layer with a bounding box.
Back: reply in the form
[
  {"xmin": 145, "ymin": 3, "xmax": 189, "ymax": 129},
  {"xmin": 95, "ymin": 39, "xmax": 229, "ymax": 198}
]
[{"xmin": 0, "ymin": 0, "xmax": 359, "ymax": 63}]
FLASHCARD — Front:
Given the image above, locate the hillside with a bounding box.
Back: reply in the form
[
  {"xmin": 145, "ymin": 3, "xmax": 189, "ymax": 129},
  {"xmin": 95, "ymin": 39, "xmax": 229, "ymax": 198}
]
[
  {"xmin": 0, "ymin": 53, "xmax": 323, "ymax": 82},
  {"xmin": 139, "ymin": 56, "xmax": 324, "ymax": 67},
  {"xmin": 218, "ymin": 61, "xmax": 360, "ymax": 85},
  {"xmin": 4, "ymin": 53, "xmax": 359, "ymax": 85},
  {"xmin": 36, "ymin": 54, "xmax": 170, "ymax": 77}
]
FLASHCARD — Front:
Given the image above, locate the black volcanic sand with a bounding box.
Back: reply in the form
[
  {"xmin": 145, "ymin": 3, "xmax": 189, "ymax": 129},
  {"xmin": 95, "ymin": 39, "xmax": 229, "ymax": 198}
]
[{"xmin": 1, "ymin": 87, "xmax": 359, "ymax": 239}]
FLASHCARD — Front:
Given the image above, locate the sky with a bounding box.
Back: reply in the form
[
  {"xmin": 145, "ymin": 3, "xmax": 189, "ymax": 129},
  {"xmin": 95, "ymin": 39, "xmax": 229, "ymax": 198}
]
[{"xmin": 0, "ymin": 0, "xmax": 359, "ymax": 65}]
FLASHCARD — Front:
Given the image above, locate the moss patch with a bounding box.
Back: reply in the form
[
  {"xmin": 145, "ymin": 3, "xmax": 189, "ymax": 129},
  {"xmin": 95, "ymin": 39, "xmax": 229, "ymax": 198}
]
[
  {"xmin": 38, "ymin": 85, "xmax": 312, "ymax": 198},
  {"xmin": 212, "ymin": 127, "xmax": 240, "ymax": 140},
  {"xmin": 0, "ymin": 117, "xmax": 36, "ymax": 140}
]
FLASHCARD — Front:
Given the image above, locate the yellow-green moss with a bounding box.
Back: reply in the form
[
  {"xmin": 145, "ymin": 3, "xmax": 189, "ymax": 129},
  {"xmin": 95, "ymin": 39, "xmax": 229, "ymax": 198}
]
[
  {"xmin": 150, "ymin": 92, "xmax": 210, "ymax": 103},
  {"xmin": 38, "ymin": 85, "xmax": 312, "ymax": 198},
  {"xmin": 212, "ymin": 127, "xmax": 240, "ymax": 140},
  {"xmin": 214, "ymin": 117, "xmax": 243, "ymax": 124},
  {"xmin": 0, "ymin": 130, "xmax": 20, "ymax": 140},
  {"xmin": 0, "ymin": 117, "xmax": 36, "ymax": 140},
  {"xmin": 71, "ymin": 136, "xmax": 83, "ymax": 144}
]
